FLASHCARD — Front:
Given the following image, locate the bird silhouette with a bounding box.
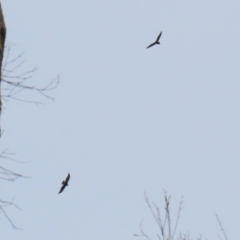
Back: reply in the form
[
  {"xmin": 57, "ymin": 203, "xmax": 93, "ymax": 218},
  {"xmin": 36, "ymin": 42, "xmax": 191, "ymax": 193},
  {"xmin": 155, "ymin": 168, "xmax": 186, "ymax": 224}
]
[
  {"xmin": 58, "ymin": 173, "xmax": 70, "ymax": 194},
  {"xmin": 146, "ymin": 31, "xmax": 162, "ymax": 49}
]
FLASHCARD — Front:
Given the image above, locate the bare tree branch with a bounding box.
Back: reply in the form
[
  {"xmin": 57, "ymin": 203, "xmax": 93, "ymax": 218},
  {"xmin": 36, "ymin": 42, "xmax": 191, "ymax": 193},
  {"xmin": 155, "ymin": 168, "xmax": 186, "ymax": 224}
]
[
  {"xmin": 0, "ymin": 2, "xmax": 59, "ymax": 230},
  {"xmin": 133, "ymin": 220, "xmax": 153, "ymax": 240},
  {"xmin": 0, "ymin": 149, "xmax": 30, "ymax": 181},
  {"xmin": 0, "ymin": 202, "xmax": 21, "ymax": 230},
  {"xmin": 136, "ymin": 192, "xmax": 189, "ymax": 240},
  {"xmin": 1, "ymin": 43, "xmax": 60, "ymax": 106},
  {"xmin": 215, "ymin": 214, "xmax": 228, "ymax": 240},
  {"xmin": 173, "ymin": 196, "xmax": 183, "ymax": 238}
]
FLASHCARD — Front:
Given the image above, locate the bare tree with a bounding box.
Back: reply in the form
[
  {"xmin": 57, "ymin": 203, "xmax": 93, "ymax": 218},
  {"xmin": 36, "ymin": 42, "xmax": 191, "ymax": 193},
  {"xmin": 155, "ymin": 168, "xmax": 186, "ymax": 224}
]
[
  {"xmin": 134, "ymin": 191, "xmax": 229, "ymax": 240},
  {"xmin": 134, "ymin": 191, "xmax": 184, "ymax": 240},
  {"xmin": 0, "ymin": 3, "xmax": 59, "ymax": 229}
]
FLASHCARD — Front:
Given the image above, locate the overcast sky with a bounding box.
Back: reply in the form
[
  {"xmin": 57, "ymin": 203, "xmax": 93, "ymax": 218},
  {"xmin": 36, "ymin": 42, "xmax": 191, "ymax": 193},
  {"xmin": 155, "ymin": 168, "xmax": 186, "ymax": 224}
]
[{"xmin": 1, "ymin": 1, "xmax": 240, "ymax": 239}]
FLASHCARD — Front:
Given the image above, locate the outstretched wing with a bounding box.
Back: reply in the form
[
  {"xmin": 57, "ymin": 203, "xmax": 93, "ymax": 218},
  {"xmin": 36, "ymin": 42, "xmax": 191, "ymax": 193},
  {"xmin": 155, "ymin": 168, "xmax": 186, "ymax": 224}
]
[
  {"xmin": 58, "ymin": 184, "xmax": 66, "ymax": 194},
  {"xmin": 146, "ymin": 42, "xmax": 156, "ymax": 49},
  {"xmin": 65, "ymin": 173, "xmax": 70, "ymax": 184},
  {"xmin": 58, "ymin": 173, "xmax": 70, "ymax": 194},
  {"xmin": 156, "ymin": 31, "xmax": 162, "ymax": 42}
]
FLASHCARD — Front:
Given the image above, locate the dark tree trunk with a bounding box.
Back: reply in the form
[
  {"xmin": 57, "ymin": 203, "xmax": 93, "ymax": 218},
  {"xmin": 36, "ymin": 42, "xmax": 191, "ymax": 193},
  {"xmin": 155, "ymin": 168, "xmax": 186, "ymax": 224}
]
[{"xmin": 0, "ymin": 3, "xmax": 6, "ymax": 122}]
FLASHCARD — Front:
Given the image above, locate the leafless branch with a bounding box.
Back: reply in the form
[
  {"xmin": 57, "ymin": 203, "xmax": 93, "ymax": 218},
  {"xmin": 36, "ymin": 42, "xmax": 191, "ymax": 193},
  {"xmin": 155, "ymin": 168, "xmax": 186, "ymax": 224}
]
[
  {"xmin": 136, "ymin": 192, "xmax": 188, "ymax": 240},
  {"xmin": 164, "ymin": 191, "xmax": 171, "ymax": 238},
  {"xmin": 133, "ymin": 221, "xmax": 153, "ymax": 240},
  {"xmin": 173, "ymin": 196, "xmax": 183, "ymax": 238},
  {"xmin": 0, "ymin": 148, "xmax": 30, "ymax": 181},
  {"xmin": 144, "ymin": 192, "xmax": 164, "ymax": 233},
  {"xmin": 0, "ymin": 142, "xmax": 29, "ymax": 229},
  {"xmin": 0, "ymin": 164, "xmax": 28, "ymax": 181},
  {"xmin": 0, "ymin": 30, "xmax": 58, "ymax": 231},
  {"xmin": 0, "ymin": 149, "xmax": 30, "ymax": 163},
  {"xmin": 1, "ymin": 43, "xmax": 60, "ymax": 105},
  {"xmin": 152, "ymin": 201, "xmax": 164, "ymax": 237},
  {"xmin": 0, "ymin": 201, "xmax": 21, "ymax": 230},
  {"xmin": 215, "ymin": 215, "xmax": 228, "ymax": 240}
]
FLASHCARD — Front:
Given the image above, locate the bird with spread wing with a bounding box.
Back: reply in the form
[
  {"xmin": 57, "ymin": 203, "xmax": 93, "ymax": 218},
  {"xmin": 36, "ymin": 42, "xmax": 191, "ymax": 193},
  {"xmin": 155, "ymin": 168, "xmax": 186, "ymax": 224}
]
[
  {"xmin": 146, "ymin": 31, "xmax": 162, "ymax": 49},
  {"xmin": 58, "ymin": 173, "xmax": 70, "ymax": 194}
]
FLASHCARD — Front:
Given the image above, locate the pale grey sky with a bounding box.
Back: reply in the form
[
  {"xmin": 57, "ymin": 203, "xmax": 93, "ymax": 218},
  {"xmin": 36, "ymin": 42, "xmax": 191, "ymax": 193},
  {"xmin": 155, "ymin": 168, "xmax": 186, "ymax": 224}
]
[{"xmin": 1, "ymin": 1, "xmax": 240, "ymax": 239}]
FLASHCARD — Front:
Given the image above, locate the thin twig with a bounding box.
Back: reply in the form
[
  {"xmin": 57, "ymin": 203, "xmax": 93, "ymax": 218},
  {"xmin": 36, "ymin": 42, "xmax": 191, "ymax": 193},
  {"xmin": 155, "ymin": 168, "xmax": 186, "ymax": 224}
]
[
  {"xmin": 0, "ymin": 149, "xmax": 30, "ymax": 163},
  {"xmin": 140, "ymin": 221, "xmax": 152, "ymax": 240},
  {"xmin": 164, "ymin": 191, "xmax": 171, "ymax": 238},
  {"xmin": 1, "ymin": 44, "xmax": 60, "ymax": 104},
  {"xmin": 144, "ymin": 192, "xmax": 163, "ymax": 233},
  {"xmin": 153, "ymin": 201, "xmax": 164, "ymax": 237},
  {"xmin": 0, "ymin": 206, "xmax": 21, "ymax": 230},
  {"xmin": 215, "ymin": 215, "xmax": 228, "ymax": 240},
  {"xmin": 172, "ymin": 196, "xmax": 184, "ymax": 238}
]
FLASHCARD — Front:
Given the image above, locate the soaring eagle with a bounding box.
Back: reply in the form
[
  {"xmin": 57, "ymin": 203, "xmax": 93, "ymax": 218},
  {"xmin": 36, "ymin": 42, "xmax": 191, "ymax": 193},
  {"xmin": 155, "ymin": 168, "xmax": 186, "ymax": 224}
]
[
  {"xmin": 58, "ymin": 173, "xmax": 70, "ymax": 194},
  {"xmin": 147, "ymin": 31, "xmax": 162, "ymax": 49}
]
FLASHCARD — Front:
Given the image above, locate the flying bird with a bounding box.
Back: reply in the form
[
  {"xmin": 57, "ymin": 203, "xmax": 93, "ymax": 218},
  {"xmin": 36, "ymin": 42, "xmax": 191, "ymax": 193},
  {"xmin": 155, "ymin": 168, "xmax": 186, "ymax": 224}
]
[
  {"xmin": 146, "ymin": 31, "xmax": 162, "ymax": 49},
  {"xmin": 58, "ymin": 173, "xmax": 70, "ymax": 194}
]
